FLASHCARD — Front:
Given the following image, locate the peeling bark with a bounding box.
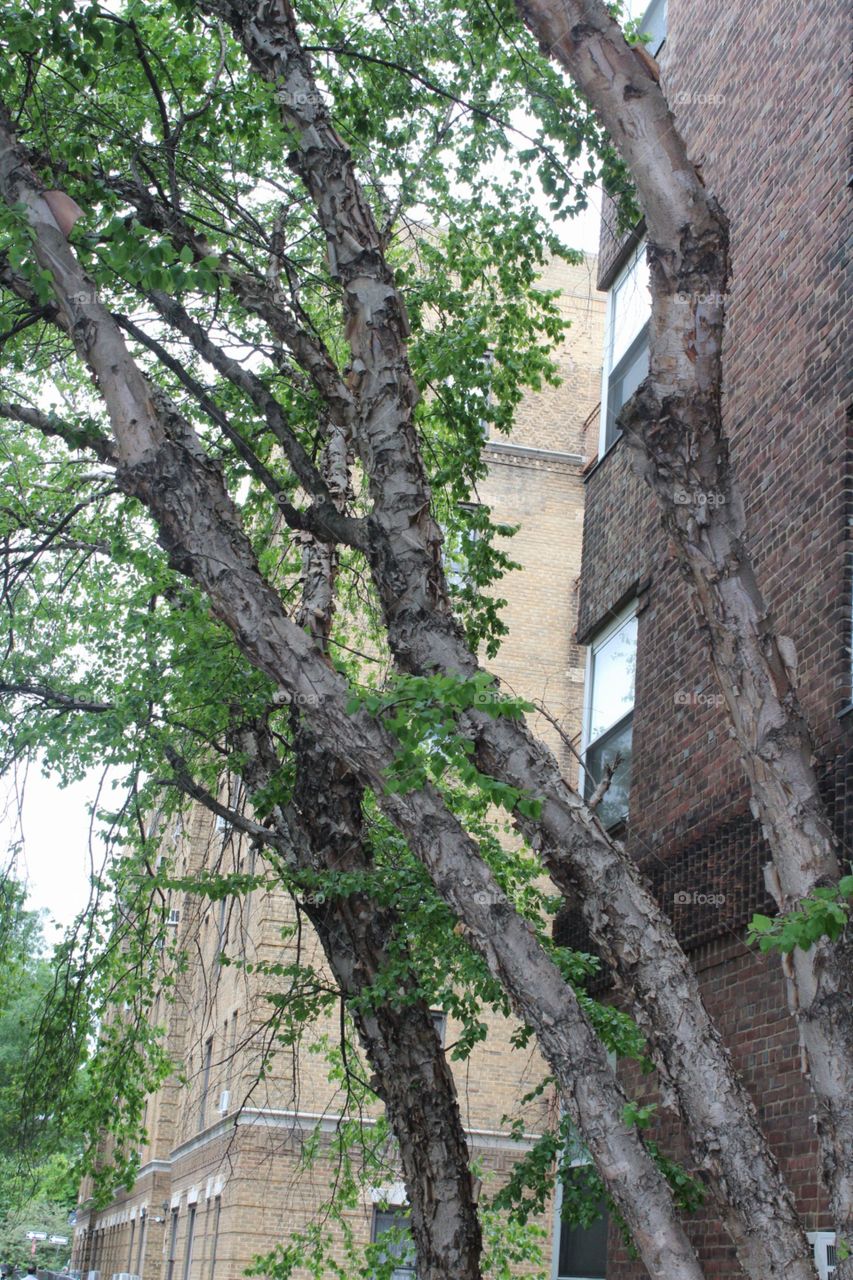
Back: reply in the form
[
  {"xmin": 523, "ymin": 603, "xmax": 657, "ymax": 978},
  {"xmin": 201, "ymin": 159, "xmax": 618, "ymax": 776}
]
[
  {"xmin": 512, "ymin": 0, "xmax": 853, "ymax": 1256},
  {"xmin": 0, "ymin": 115, "xmax": 706, "ymax": 1280},
  {"xmin": 167, "ymin": 10, "xmax": 831, "ymax": 1278},
  {"xmin": 285, "ymin": 424, "xmax": 483, "ymax": 1280}
]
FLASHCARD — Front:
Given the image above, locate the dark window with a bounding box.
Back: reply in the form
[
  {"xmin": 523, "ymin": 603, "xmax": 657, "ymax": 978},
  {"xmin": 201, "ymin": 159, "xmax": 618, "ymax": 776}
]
[
  {"xmin": 604, "ymin": 324, "xmax": 649, "ymax": 449},
  {"xmin": 557, "ymin": 1185, "xmax": 608, "ymax": 1278},
  {"xmin": 207, "ymin": 1198, "xmax": 221, "ymax": 1280},
  {"xmin": 430, "ymin": 1010, "xmax": 447, "ymax": 1047},
  {"xmin": 555, "ymin": 1141, "xmax": 608, "ymax": 1279},
  {"xmin": 165, "ymin": 1212, "xmax": 179, "ymax": 1280},
  {"xmin": 135, "ymin": 1211, "xmax": 147, "ymax": 1276},
  {"xmin": 372, "ymin": 1207, "xmax": 416, "ymax": 1279},
  {"xmin": 584, "ymin": 712, "xmax": 634, "ymax": 830},
  {"xmin": 182, "ymin": 1206, "xmax": 196, "ymax": 1280}
]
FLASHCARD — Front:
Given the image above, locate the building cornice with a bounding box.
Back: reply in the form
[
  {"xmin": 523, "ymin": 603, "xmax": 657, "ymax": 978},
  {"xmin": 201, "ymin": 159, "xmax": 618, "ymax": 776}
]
[
  {"xmin": 141, "ymin": 1107, "xmax": 543, "ymax": 1173},
  {"xmin": 484, "ymin": 440, "xmax": 584, "ymax": 473}
]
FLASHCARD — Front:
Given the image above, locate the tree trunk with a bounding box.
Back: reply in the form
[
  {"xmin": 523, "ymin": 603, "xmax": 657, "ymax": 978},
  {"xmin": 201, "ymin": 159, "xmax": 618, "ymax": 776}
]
[
  {"xmin": 174, "ymin": 8, "xmax": 827, "ymax": 1276},
  {"xmin": 0, "ymin": 114, "xmax": 706, "ymax": 1280},
  {"xmin": 232, "ymin": 720, "xmax": 484, "ymax": 1280},
  {"xmin": 511, "ymin": 0, "xmax": 853, "ymax": 1256}
]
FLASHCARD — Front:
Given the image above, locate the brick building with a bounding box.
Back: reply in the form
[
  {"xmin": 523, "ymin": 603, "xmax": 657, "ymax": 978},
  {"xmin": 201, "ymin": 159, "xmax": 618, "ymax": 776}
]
[
  {"xmin": 70, "ymin": 253, "xmax": 607, "ymax": 1280},
  {"xmin": 563, "ymin": 0, "xmax": 848, "ymax": 1277}
]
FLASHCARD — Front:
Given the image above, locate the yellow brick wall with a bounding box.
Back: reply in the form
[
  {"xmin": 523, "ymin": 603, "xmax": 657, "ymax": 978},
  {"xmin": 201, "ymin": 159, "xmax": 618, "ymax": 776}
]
[{"xmin": 72, "ymin": 252, "xmax": 605, "ymax": 1280}]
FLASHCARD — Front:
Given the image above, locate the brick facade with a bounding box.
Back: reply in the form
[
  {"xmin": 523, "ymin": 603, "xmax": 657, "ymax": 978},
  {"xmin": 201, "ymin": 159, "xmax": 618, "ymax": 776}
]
[
  {"xmin": 72, "ymin": 254, "xmax": 606, "ymax": 1280},
  {"xmin": 577, "ymin": 0, "xmax": 849, "ymax": 1275}
]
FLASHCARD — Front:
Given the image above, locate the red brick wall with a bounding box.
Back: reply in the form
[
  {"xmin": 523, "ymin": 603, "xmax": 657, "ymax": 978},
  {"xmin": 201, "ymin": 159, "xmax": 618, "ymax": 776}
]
[
  {"xmin": 577, "ymin": 0, "xmax": 850, "ymax": 1272},
  {"xmin": 608, "ymin": 937, "xmax": 829, "ymax": 1280}
]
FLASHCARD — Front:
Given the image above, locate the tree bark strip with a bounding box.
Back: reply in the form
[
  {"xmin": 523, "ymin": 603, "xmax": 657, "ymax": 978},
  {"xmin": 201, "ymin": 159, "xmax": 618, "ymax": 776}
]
[{"xmin": 231, "ymin": 718, "xmax": 484, "ymax": 1280}]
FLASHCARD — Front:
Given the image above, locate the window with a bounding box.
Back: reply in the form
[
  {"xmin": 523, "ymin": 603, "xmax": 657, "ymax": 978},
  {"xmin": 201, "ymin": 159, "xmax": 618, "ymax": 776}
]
[
  {"xmin": 583, "ymin": 609, "xmax": 637, "ymax": 829},
  {"xmin": 216, "ymin": 897, "xmax": 228, "ymax": 956},
  {"xmin": 553, "ymin": 1126, "xmax": 608, "ymax": 1280},
  {"xmin": 444, "ymin": 502, "xmax": 482, "ymax": 591},
  {"xmin": 372, "ymin": 1207, "xmax": 416, "ymax": 1279},
  {"xmin": 206, "ymin": 1198, "xmax": 221, "ymax": 1280},
  {"xmin": 127, "ymin": 1220, "xmax": 135, "ymax": 1272},
  {"xmin": 198, "ymin": 1038, "xmax": 213, "ymax": 1131},
  {"xmin": 182, "ymin": 1206, "xmax": 196, "ymax": 1280},
  {"xmin": 223, "ymin": 1011, "xmax": 238, "ymax": 1095},
  {"xmin": 430, "ymin": 1010, "xmax": 447, "ymax": 1047},
  {"xmin": 600, "ymin": 243, "xmax": 650, "ymax": 453},
  {"xmin": 244, "ymin": 846, "xmax": 258, "ymax": 922},
  {"xmin": 165, "ymin": 1212, "xmax": 179, "ymax": 1280},
  {"xmin": 135, "ymin": 1210, "xmax": 146, "ymax": 1276},
  {"xmin": 640, "ymin": 0, "xmax": 667, "ymax": 56}
]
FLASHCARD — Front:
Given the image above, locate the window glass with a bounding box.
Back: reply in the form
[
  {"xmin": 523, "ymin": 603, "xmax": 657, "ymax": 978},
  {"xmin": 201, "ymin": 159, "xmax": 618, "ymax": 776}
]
[
  {"xmin": 555, "ymin": 1140, "xmax": 608, "ymax": 1279},
  {"xmin": 605, "ymin": 330, "xmax": 649, "ymax": 448},
  {"xmin": 430, "ymin": 1010, "xmax": 447, "ymax": 1047},
  {"xmin": 585, "ymin": 719, "xmax": 633, "ymax": 830},
  {"xmin": 640, "ymin": 0, "xmax": 667, "ymax": 56},
  {"xmin": 584, "ymin": 612, "xmax": 637, "ymax": 828},
  {"xmin": 588, "ymin": 615, "xmax": 637, "ymax": 741},
  {"xmin": 373, "ymin": 1208, "xmax": 416, "ymax": 1279},
  {"xmin": 610, "ymin": 249, "xmax": 650, "ymax": 369}
]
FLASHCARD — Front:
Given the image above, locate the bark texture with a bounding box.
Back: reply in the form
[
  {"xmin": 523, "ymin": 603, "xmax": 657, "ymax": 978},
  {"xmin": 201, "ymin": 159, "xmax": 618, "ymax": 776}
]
[
  {"xmin": 172, "ymin": 6, "xmax": 830, "ymax": 1277},
  {"xmin": 287, "ymin": 423, "xmax": 483, "ymax": 1280},
  {"xmin": 0, "ymin": 110, "xmax": 707, "ymax": 1280},
  {"xmin": 238, "ymin": 722, "xmax": 485, "ymax": 1280},
  {"xmin": 511, "ymin": 0, "xmax": 853, "ymax": 1256}
]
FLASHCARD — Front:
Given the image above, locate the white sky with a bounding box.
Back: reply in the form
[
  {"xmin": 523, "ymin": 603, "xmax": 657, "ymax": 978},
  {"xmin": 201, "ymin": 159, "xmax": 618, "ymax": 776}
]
[{"xmin": 3, "ymin": 767, "xmax": 106, "ymax": 944}]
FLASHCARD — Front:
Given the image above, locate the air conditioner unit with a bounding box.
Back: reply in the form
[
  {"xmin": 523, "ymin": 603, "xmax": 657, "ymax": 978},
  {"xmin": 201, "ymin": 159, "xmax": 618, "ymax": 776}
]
[
  {"xmin": 86, "ymin": 1271, "xmax": 100, "ymax": 1280},
  {"xmin": 809, "ymin": 1232, "xmax": 837, "ymax": 1280},
  {"xmin": 217, "ymin": 1090, "xmax": 230, "ymax": 1115}
]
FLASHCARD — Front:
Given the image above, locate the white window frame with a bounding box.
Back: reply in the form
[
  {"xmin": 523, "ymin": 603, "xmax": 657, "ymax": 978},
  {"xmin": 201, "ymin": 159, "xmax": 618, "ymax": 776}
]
[
  {"xmin": 550, "ymin": 1091, "xmax": 613, "ymax": 1280},
  {"xmin": 580, "ymin": 603, "xmax": 638, "ymax": 825},
  {"xmin": 808, "ymin": 1232, "xmax": 837, "ymax": 1280},
  {"xmin": 597, "ymin": 242, "xmax": 650, "ymax": 458}
]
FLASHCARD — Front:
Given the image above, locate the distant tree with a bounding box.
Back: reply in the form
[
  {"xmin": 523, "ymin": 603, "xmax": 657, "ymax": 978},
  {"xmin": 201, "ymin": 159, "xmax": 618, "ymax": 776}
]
[{"xmin": 0, "ymin": 886, "xmax": 77, "ymax": 1271}]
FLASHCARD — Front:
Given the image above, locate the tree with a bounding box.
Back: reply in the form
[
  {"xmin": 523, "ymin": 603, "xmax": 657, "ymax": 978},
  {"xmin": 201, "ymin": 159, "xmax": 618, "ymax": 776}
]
[
  {"xmin": 0, "ymin": 886, "xmax": 78, "ymax": 1272},
  {"xmin": 0, "ymin": 0, "xmax": 849, "ymax": 1277}
]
